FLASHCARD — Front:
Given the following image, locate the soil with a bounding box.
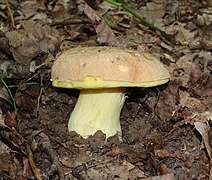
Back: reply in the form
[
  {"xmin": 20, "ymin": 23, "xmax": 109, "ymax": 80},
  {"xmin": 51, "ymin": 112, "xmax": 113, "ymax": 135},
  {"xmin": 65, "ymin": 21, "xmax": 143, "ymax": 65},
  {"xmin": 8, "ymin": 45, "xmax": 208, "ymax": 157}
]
[{"xmin": 0, "ymin": 0, "xmax": 211, "ymax": 179}]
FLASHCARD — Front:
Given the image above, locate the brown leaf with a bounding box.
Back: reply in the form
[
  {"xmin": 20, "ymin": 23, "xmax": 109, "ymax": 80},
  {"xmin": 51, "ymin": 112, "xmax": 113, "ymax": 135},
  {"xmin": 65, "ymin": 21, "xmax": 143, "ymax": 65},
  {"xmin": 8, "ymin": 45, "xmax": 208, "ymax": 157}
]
[
  {"xmin": 6, "ymin": 30, "xmax": 41, "ymax": 64},
  {"xmin": 154, "ymin": 149, "xmax": 174, "ymax": 159},
  {"xmin": 187, "ymin": 54, "xmax": 212, "ymax": 97},
  {"xmin": 179, "ymin": 90, "xmax": 202, "ymax": 110},
  {"xmin": 143, "ymin": 173, "xmax": 175, "ymax": 180},
  {"xmin": 23, "ymin": 158, "xmax": 34, "ymax": 178},
  {"xmin": 104, "ymin": 160, "xmax": 137, "ymax": 179},
  {"xmin": 96, "ymin": 20, "xmax": 121, "ymax": 46},
  {"xmin": 5, "ymin": 20, "xmax": 62, "ymax": 64},
  {"xmin": 5, "ymin": 112, "xmax": 17, "ymax": 128},
  {"xmin": 0, "ymin": 109, "xmax": 5, "ymax": 126},
  {"xmin": 110, "ymin": 145, "xmax": 147, "ymax": 163},
  {"xmin": 194, "ymin": 122, "xmax": 211, "ymax": 158},
  {"xmin": 139, "ymin": 1, "xmax": 166, "ymax": 26},
  {"xmin": 200, "ymin": 39, "xmax": 212, "ymax": 51},
  {"xmin": 155, "ymin": 80, "xmax": 181, "ymax": 120},
  {"xmin": 175, "ymin": 53, "xmax": 196, "ymax": 86},
  {"xmin": 165, "ymin": 22, "xmax": 195, "ymax": 44},
  {"xmin": 83, "ymin": 3, "xmax": 120, "ymax": 46},
  {"xmin": 16, "ymin": 92, "xmax": 35, "ymax": 119},
  {"xmin": 16, "ymin": 92, "xmax": 34, "ymax": 109},
  {"xmin": 0, "ymin": 36, "xmax": 12, "ymax": 56},
  {"xmin": 0, "ymin": 152, "xmax": 18, "ymax": 179},
  {"xmin": 129, "ymin": 168, "xmax": 145, "ymax": 179},
  {"xmin": 83, "ymin": 3, "xmax": 101, "ymax": 24},
  {"xmin": 25, "ymin": 84, "xmax": 41, "ymax": 98},
  {"xmin": 60, "ymin": 156, "xmax": 75, "ymax": 168}
]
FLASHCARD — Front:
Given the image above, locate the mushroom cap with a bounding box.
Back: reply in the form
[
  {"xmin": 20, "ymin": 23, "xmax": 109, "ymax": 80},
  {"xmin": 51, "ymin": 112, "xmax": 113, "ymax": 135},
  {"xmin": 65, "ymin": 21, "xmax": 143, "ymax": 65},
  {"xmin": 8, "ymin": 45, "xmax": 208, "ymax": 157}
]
[{"xmin": 51, "ymin": 46, "xmax": 170, "ymax": 89}]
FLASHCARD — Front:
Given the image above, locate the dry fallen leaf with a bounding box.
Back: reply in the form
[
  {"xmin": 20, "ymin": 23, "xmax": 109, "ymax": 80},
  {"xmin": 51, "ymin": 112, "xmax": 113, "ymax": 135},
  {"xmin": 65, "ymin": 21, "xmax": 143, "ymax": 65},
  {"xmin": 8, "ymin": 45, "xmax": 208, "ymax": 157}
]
[
  {"xmin": 143, "ymin": 173, "xmax": 175, "ymax": 180},
  {"xmin": 0, "ymin": 108, "xmax": 5, "ymax": 126},
  {"xmin": 195, "ymin": 10, "xmax": 212, "ymax": 26},
  {"xmin": 83, "ymin": 3, "xmax": 120, "ymax": 46},
  {"xmin": 5, "ymin": 112, "xmax": 17, "ymax": 128},
  {"xmin": 179, "ymin": 90, "xmax": 202, "ymax": 110},
  {"xmin": 5, "ymin": 20, "xmax": 62, "ymax": 64},
  {"xmin": 200, "ymin": 39, "xmax": 212, "ymax": 51},
  {"xmin": 187, "ymin": 54, "xmax": 212, "ymax": 97},
  {"xmin": 165, "ymin": 22, "xmax": 195, "ymax": 44},
  {"xmin": 23, "ymin": 158, "xmax": 34, "ymax": 178},
  {"xmin": 194, "ymin": 122, "xmax": 211, "ymax": 157},
  {"xmin": 139, "ymin": 0, "xmax": 166, "ymax": 26},
  {"xmin": 83, "ymin": 3, "xmax": 101, "ymax": 24},
  {"xmin": 104, "ymin": 160, "xmax": 140, "ymax": 179},
  {"xmin": 87, "ymin": 168, "xmax": 104, "ymax": 179},
  {"xmin": 0, "ymin": 152, "xmax": 17, "ymax": 179},
  {"xmin": 96, "ymin": 20, "xmax": 121, "ymax": 46},
  {"xmin": 155, "ymin": 80, "xmax": 181, "ymax": 120},
  {"xmin": 175, "ymin": 53, "xmax": 196, "ymax": 85}
]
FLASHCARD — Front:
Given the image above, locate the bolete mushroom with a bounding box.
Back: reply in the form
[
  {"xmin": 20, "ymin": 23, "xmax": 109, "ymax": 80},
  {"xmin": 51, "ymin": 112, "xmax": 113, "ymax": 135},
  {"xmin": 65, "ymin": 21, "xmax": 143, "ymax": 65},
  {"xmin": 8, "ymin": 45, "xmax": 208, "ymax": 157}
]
[{"xmin": 51, "ymin": 46, "xmax": 170, "ymax": 139}]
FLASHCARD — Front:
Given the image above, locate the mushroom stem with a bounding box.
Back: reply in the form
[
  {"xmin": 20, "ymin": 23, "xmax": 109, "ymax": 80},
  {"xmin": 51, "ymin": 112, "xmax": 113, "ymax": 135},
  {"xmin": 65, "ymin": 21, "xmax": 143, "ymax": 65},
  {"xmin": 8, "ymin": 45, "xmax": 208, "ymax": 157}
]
[{"xmin": 68, "ymin": 88, "xmax": 126, "ymax": 139}]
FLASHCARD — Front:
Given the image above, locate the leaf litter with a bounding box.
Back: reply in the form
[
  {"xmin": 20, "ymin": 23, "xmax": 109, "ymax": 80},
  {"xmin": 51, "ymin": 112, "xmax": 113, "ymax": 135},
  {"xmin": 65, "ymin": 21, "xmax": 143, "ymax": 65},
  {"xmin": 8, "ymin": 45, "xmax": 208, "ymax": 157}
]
[{"xmin": 0, "ymin": 0, "xmax": 211, "ymax": 179}]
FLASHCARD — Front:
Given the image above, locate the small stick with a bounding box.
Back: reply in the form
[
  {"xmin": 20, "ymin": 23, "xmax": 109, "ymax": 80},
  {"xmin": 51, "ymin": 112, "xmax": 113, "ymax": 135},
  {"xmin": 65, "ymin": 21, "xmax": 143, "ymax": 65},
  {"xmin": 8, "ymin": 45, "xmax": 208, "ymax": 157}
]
[
  {"xmin": 26, "ymin": 143, "xmax": 42, "ymax": 180},
  {"xmin": 4, "ymin": 0, "xmax": 15, "ymax": 28},
  {"xmin": 50, "ymin": 19, "xmax": 91, "ymax": 26}
]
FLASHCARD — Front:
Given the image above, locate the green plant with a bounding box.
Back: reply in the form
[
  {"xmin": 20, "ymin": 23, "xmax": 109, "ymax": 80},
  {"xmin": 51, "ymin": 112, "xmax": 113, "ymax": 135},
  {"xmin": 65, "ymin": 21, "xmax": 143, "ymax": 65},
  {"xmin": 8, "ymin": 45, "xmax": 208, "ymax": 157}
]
[{"xmin": 0, "ymin": 73, "xmax": 17, "ymax": 113}]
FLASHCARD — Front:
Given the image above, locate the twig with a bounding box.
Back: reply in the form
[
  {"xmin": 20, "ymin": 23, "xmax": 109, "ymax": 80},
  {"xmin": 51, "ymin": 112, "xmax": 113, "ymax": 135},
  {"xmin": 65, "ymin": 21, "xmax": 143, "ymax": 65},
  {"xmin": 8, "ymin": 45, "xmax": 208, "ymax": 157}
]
[
  {"xmin": 50, "ymin": 19, "xmax": 91, "ymax": 27},
  {"xmin": 104, "ymin": 0, "xmax": 170, "ymax": 40},
  {"xmin": 26, "ymin": 143, "xmax": 42, "ymax": 180},
  {"xmin": 4, "ymin": 0, "xmax": 15, "ymax": 28}
]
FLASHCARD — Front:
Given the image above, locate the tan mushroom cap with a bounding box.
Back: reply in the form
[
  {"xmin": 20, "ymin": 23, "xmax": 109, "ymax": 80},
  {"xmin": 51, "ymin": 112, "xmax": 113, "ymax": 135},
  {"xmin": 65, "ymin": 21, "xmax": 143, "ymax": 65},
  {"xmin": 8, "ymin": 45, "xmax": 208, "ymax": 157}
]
[{"xmin": 51, "ymin": 46, "xmax": 170, "ymax": 89}]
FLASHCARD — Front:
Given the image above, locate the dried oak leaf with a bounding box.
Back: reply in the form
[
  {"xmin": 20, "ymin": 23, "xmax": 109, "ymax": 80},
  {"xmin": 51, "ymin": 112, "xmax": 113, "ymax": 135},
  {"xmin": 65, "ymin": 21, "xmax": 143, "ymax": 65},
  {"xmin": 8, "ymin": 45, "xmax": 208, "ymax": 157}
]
[
  {"xmin": 83, "ymin": 3, "xmax": 120, "ymax": 46},
  {"xmin": 143, "ymin": 173, "xmax": 175, "ymax": 180},
  {"xmin": 200, "ymin": 39, "xmax": 212, "ymax": 51},
  {"xmin": 165, "ymin": 22, "xmax": 195, "ymax": 44},
  {"xmin": 139, "ymin": 0, "xmax": 166, "ymax": 26},
  {"xmin": 83, "ymin": 3, "xmax": 101, "ymax": 24},
  {"xmin": 155, "ymin": 80, "xmax": 181, "ymax": 120},
  {"xmin": 6, "ymin": 29, "xmax": 40, "ymax": 64},
  {"xmin": 187, "ymin": 53, "xmax": 212, "ymax": 97},
  {"xmin": 96, "ymin": 20, "xmax": 121, "ymax": 46},
  {"xmin": 0, "ymin": 152, "xmax": 18, "ymax": 179},
  {"xmin": 15, "ymin": 92, "xmax": 35, "ymax": 119},
  {"xmin": 104, "ymin": 160, "xmax": 144, "ymax": 179},
  {"xmin": 5, "ymin": 20, "xmax": 62, "ymax": 64}
]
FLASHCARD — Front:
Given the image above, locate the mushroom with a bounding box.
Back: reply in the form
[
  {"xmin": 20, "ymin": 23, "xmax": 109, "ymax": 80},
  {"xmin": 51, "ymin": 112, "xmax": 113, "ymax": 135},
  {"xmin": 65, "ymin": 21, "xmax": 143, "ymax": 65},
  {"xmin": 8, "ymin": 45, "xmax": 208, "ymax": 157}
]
[{"xmin": 51, "ymin": 46, "xmax": 170, "ymax": 139}]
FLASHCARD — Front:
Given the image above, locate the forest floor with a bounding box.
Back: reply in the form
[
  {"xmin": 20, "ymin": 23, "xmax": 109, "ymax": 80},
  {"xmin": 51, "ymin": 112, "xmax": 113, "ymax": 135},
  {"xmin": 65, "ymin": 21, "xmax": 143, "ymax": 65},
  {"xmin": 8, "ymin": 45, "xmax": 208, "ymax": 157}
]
[{"xmin": 0, "ymin": 0, "xmax": 211, "ymax": 179}]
